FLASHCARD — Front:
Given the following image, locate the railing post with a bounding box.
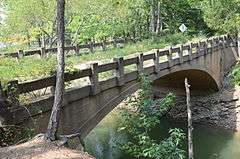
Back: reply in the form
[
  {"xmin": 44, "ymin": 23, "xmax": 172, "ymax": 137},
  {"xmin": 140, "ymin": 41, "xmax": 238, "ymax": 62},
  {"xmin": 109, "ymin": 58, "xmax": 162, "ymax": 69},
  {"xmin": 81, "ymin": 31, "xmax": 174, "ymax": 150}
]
[
  {"xmin": 40, "ymin": 47, "xmax": 46, "ymax": 57},
  {"xmin": 18, "ymin": 50, "xmax": 24, "ymax": 58},
  {"xmin": 179, "ymin": 45, "xmax": 184, "ymax": 64},
  {"xmin": 113, "ymin": 37, "xmax": 117, "ymax": 48},
  {"xmin": 154, "ymin": 50, "xmax": 160, "ymax": 73},
  {"xmin": 208, "ymin": 39, "xmax": 213, "ymax": 53},
  {"xmin": 89, "ymin": 41, "xmax": 94, "ymax": 53},
  {"xmin": 189, "ymin": 43, "xmax": 193, "ymax": 61},
  {"xmin": 102, "ymin": 39, "xmax": 107, "ymax": 51},
  {"xmin": 0, "ymin": 81, "xmax": 5, "ymax": 102},
  {"xmin": 167, "ymin": 47, "xmax": 173, "ymax": 68},
  {"xmin": 215, "ymin": 37, "xmax": 220, "ymax": 50},
  {"xmin": 7, "ymin": 80, "xmax": 19, "ymax": 106},
  {"xmin": 137, "ymin": 53, "xmax": 144, "ymax": 74},
  {"xmin": 197, "ymin": 42, "xmax": 201, "ymax": 55},
  {"xmin": 203, "ymin": 41, "xmax": 208, "ymax": 55},
  {"xmin": 237, "ymin": 31, "xmax": 240, "ymax": 57},
  {"xmin": 113, "ymin": 57, "xmax": 125, "ymax": 86},
  {"xmin": 75, "ymin": 44, "xmax": 80, "ymax": 54},
  {"xmin": 89, "ymin": 63, "xmax": 100, "ymax": 95},
  {"xmin": 223, "ymin": 36, "xmax": 228, "ymax": 48}
]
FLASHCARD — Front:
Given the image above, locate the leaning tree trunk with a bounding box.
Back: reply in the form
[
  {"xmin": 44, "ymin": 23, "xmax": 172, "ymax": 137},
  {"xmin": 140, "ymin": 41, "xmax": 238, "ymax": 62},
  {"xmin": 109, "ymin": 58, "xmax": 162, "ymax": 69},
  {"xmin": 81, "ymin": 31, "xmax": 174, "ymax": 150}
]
[
  {"xmin": 185, "ymin": 78, "xmax": 194, "ymax": 159},
  {"xmin": 45, "ymin": 0, "xmax": 65, "ymax": 141}
]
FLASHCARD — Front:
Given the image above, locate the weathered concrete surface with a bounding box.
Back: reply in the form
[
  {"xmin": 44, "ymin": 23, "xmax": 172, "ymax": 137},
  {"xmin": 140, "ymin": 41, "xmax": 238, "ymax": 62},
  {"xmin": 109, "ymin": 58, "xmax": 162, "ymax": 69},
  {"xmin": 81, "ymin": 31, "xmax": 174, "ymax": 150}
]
[
  {"xmin": 10, "ymin": 44, "xmax": 238, "ymax": 139},
  {"xmin": 162, "ymin": 77, "xmax": 240, "ymax": 131}
]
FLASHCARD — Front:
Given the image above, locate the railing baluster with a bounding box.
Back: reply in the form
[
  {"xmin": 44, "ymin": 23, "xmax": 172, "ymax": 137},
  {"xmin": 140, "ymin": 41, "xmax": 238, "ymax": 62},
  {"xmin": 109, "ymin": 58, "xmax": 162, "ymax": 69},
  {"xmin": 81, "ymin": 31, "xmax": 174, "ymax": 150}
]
[
  {"xmin": 89, "ymin": 41, "xmax": 94, "ymax": 53},
  {"xmin": 137, "ymin": 53, "xmax": 144, "ymax": 73},
  {"xmin": 7, "ymin": 80, "xmax": 19, "ymax": 105},
  {"xmin": 203, "ymin": 41, "xmax": 208, "ymax": 55},
  {"xmin": 89, "ymin": 63, "xmax": 100, "ymax": 95},
  {"xmin": 189, "ymin": 43, "xmax": 193, "ymax": 61},
  {"xmin": 154, "ymin": 50, "xmax": 160, "ymax": 73},
  {"xmin": 0, "ymin": 81, "xmax": 5, "ymax": 102},
  {"xmin": 18, "ymin": 50, "xmax": 24, "ymax": 58},
  {"xmin": 75, "ymin": 44, "xmax": 80, "ymax": 54},
  {"xmin": 167, "ymin": 47, "xmax": 173, "ymax": 68},
  {"xmin": 102, "ymin": 39, "xmax": 107, "ymax": 51},
  {"xmin": 179, "ymin": 45, "xmax": 184, "ymax": 64},
  {"xmin": 40, "ymin": 47, "xmax": 46, "ymax": 57},
  {"xmin": 113, "ymin": 57, "xmax": 125, "ymax": 86}
]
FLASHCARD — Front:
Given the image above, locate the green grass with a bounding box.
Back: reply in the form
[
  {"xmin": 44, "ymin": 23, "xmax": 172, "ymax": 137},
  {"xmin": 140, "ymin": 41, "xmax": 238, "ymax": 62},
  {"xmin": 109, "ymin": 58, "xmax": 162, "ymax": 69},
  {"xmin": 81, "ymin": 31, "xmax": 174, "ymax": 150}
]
[{"xmin": 0, "ymin": 33, "xmax": 205, "ymax": 83}]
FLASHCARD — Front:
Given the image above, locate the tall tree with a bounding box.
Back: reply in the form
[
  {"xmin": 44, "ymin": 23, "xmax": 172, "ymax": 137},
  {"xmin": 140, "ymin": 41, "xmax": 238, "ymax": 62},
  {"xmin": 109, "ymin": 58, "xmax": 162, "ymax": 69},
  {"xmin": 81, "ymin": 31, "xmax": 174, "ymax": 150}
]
[{"xmin": 45, "ymin": 0, "xmax": 65, "ymax": 141}]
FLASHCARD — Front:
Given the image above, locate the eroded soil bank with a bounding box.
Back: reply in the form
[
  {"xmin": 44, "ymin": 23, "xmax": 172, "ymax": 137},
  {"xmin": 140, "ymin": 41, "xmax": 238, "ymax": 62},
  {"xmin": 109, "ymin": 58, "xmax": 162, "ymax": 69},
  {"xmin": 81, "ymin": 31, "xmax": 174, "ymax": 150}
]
[
  {"xmin": 160, "ymin": 78, "xmax": 240, "ymax": 131},
  {"xmin": 0, "ymin": 135, "xmax": 95, "ymax": 159}
]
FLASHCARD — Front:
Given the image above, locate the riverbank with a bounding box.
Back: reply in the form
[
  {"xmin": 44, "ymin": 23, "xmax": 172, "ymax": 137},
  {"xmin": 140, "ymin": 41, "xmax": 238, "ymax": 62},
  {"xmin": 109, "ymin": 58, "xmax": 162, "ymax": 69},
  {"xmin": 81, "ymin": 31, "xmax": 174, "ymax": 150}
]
[
  {"xmin": 0, "ymin": 135, "xmax": 95, "ymax": 159},
  {"xmin": 164, "ymin": 77, "xmax": 240, "ymax": 131}
]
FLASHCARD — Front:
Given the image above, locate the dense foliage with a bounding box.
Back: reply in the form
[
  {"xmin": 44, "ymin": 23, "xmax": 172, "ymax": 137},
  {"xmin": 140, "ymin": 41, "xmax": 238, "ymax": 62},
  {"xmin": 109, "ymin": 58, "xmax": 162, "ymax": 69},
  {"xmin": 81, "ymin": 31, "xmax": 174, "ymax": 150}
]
[
  {"xmin": 119, "ymin": 75, "xmax": 185, "ymax": 159},
  {"xmin": 229, "ymin": 63, "xmax": 240, "ymax": 86},
  {"xmin": 190, "ymin": 0, "xmax": 240, "ymax": 33},
  {"xmin": 0, "ymin": 0, "xmax": 208, "ymax": 49},
  {"xmin": 0, "ymin": 125, "xmax": 34, "ymax": 147}
]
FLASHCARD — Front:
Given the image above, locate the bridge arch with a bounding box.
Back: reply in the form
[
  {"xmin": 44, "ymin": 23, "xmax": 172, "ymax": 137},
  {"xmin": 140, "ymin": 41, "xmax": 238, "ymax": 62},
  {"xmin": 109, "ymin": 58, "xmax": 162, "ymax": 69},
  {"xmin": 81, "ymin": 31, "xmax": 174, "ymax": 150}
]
[{"xmin": 153, "ymin": 69, "xmax": 219, "ymax": 95}]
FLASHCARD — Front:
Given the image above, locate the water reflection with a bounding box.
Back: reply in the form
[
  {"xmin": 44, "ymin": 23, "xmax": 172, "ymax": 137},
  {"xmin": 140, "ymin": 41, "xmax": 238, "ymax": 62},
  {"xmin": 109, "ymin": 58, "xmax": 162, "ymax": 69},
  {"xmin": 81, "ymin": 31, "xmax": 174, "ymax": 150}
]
[{"xmin": 85, "ymin": 108, "xmax": 240, "ymax": 159}]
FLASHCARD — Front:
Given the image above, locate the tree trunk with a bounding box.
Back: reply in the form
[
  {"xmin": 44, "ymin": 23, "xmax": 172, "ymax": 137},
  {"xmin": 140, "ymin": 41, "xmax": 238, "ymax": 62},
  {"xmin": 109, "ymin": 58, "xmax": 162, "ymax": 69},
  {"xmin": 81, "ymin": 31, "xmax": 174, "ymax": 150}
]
[
  {"xmin": 149, "ymin": 0, "xmax": 156, "ymax": 35},
  {"xmin": 45, "ymin": 0, "xmax": 65, "ymax": 141},
  {"xmin": 237, "ymin": 30, "xmax": 240, "ymax": 58},
  {"xmin": 185, "ymin": 78, "xmax": 194, "ymax": 159},
  {"xmin": 156, "ymin": 1, "xmax": 162, "ymax": 35}
]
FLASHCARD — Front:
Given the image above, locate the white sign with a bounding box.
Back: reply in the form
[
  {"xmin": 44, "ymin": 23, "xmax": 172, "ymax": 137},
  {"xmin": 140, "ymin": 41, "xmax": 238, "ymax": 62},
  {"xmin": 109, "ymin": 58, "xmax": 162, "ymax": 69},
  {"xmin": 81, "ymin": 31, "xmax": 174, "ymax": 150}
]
[{"xmin": 179, "ymin": 24, "xmax": 187, "ymax": 33}]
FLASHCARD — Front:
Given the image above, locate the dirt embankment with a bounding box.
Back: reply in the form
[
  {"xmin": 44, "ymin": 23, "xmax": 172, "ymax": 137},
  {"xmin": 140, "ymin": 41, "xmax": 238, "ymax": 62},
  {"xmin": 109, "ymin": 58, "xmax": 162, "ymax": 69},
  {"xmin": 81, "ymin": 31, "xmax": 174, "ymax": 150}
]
[
  {"xmin": 164, "ymin": 78, "xmax": 240, "ymax": 131},
  {"xmin": 0, "ymin": 135, "xmax": 95, "ymax": 159}
]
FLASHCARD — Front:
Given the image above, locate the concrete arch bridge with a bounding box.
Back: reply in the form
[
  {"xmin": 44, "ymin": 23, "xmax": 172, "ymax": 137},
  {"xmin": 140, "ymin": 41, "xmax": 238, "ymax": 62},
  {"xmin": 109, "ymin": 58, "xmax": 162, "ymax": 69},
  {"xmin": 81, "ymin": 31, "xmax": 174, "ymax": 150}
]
[{"xmin": 0, "ymin": 35, "xmax": 239, "ymax": 139}]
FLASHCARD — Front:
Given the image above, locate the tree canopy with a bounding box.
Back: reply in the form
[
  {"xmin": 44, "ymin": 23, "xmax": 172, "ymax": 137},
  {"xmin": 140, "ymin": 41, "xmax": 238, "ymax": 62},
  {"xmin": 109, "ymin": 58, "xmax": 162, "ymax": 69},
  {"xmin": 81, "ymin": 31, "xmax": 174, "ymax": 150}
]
[{"xmin": 0, "ymin": 0, "xmax": 211, "ymax": 48}]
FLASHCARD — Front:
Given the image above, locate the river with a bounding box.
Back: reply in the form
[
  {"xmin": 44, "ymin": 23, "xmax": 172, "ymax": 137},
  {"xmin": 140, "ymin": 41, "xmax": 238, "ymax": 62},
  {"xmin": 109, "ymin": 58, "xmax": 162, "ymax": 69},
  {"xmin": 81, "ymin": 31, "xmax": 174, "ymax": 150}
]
[{"xmin": 84, "ymin": 108, "xmax": 240, "ymax": 159}]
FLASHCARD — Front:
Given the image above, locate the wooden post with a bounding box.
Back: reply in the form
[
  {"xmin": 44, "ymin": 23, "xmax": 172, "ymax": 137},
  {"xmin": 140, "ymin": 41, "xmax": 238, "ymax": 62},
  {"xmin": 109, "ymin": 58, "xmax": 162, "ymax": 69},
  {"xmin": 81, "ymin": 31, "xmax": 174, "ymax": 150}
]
[
  {"xmin": 40, "ymin": 47, "xmax": 46, "ymax": 57},
  {"xmin": 189, "ymin": 43, "xmax": 193, "ymax": 61},
  {"xmin": 137, "ymin": 53, "xmax": 144, "ymax": 73},
  {"xmin": 185, "ymin": 78, "xmax": 194, "ymax": 159},
  {"xmin": 113, "ymin": 57, "xmax": 125, "ymax": 86},
  {"xmin": 167, "ymin": 47, "xmax": 173, "ymax": 68},
  {"xmin": 89, "ymin": 63, "xmax": 100, "ymax": 95},
  {"xmin": 154, "ymin": 50, "xmax": 160, "ymax": 73},
  {"xmin": 179, "ymin": 45, "xmax": 184, "ymax": 64},
  {"xmin": 18, "ymin": 50, "xmax": 24, "ymax": 58}
]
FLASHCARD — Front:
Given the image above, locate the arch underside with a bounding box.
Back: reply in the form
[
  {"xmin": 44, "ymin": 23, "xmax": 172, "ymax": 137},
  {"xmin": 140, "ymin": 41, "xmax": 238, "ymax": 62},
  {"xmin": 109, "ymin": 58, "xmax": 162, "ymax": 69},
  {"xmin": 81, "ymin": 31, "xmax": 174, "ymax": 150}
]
[{"xmin": 153, "ymin": 69, "xmax": 219, "ymax": 96}]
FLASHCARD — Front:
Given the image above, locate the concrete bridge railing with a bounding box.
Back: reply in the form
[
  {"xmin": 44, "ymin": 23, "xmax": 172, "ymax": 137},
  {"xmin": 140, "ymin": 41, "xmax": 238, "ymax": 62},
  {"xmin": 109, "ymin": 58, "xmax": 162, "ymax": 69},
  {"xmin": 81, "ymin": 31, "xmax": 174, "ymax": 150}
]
[{"xmin": 0, "ymin": 34, "xmax": 239, "ymax": 138}]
